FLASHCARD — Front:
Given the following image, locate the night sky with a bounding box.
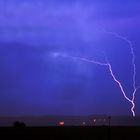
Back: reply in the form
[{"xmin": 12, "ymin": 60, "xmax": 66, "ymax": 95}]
[{"xmin": 0, "ymin": 0, "xmax": 140, "ymax": 116}]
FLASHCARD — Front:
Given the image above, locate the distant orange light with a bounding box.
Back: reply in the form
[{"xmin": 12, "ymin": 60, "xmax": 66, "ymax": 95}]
[{"xmin": 59, "ymin": 121, "xmax": 65, "ymax": 125}]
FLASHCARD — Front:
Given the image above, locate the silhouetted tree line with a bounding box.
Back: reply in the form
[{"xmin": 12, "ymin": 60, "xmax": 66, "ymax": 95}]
[{"xmin": 13, "ymin": 121, "xmax": 26, "ymax": 128}]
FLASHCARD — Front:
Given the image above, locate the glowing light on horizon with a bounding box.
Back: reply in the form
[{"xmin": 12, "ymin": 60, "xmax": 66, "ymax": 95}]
[
  {"xmin": 93, "ymin": 119, "xmax": 96, "ymax": 123},
  {"xmin": 59, "ymin": 121, "xmax": 65, "ymax": 126},
  {"xmin": 82, "ymin": 122, "xmax": 86, "ymax": 125}
]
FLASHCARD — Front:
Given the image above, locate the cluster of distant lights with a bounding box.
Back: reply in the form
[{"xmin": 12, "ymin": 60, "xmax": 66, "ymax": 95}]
[
  {"xmin": 58, "ymin": 118, "xmax": 107, "ymax": 126},
  {"xmin": 82, "ymin": 119, "xmax": 107, "ymax": 125}
]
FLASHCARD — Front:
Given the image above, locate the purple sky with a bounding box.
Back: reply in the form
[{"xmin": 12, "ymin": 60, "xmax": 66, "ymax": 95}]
[{"xmin": 0, "ymin": 0, "xmax": 140, "ymax": 116}]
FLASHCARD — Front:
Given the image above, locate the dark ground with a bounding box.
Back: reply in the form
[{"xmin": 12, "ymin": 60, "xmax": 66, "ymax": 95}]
[{"xmin": 0, "ymin": 126, "xmax": 140, "ymax": 140}]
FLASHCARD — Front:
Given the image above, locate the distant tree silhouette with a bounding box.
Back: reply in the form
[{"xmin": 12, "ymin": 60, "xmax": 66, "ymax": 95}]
[{"xmin": 13, "ymin": 121, "xmax": 26, "ymax": 128}]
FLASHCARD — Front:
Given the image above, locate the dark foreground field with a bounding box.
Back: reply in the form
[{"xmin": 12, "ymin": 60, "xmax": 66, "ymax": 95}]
[{"xmin": 0, "ymin": 126, "xmax": 140, "ymax": 140}]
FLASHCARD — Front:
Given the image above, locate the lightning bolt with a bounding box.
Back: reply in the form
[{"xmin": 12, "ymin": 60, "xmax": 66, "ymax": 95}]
[
  {"xmin": 50, "ymin": 31, "xmax": 139, "ymax": 117},
  {"xmin": 103, "ymin": 31, "xmax": 139, "ymax": 117}
]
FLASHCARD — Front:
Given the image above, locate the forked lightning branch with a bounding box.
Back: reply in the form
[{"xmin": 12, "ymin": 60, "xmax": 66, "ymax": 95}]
[{"xmin": 51, "ymin": 31, "xmax": 139, "ymax": 117}]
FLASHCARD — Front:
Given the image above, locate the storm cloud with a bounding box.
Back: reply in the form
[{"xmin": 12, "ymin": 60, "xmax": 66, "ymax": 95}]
[{"xmin": 0, "ymin": 0, "xmax": 140, "ymax": 116}]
